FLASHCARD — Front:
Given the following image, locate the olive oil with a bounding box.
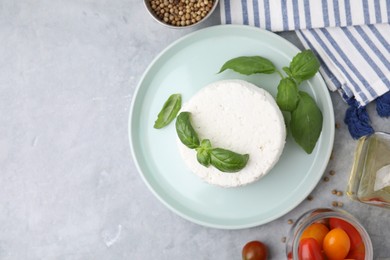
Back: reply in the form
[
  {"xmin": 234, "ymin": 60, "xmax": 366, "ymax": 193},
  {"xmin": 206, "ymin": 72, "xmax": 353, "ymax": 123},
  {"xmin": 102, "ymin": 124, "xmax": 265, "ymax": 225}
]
[{"xmin": 347, "ymin": 132, "xmax": 390, "ymax": 208}]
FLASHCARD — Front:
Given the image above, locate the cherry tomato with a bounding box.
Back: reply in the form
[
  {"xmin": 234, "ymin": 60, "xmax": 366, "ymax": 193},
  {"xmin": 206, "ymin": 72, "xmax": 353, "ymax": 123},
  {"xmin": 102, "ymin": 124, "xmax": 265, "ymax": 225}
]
[
  {"xmin": 300, "ymin": 223, "xmax": 329, "ymax": 247},
  {"xmin": 298, "ymin": 238, "xmax": 324, "ymax": 260},
  {"xmin": 346, "ymin": 242, "xmax": 365, "ymax": 260},
  {"xmin": 323, "ymin": 228, "xmax": 351, "ymax": 260},
  {"xmin": 329, "ymin": 218, "xmax": 365, "ymax": 260},
  {"xmin": 242, "ymin": 241, "xmax": 268, "ymax": 260}
]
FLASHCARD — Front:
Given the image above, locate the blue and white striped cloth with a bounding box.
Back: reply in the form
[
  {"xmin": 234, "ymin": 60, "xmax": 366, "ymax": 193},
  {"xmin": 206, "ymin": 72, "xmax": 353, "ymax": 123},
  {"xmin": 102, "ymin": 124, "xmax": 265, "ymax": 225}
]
[{"xmin": 220, "ymin": 0, "xmax": 390, "ymax": 107}]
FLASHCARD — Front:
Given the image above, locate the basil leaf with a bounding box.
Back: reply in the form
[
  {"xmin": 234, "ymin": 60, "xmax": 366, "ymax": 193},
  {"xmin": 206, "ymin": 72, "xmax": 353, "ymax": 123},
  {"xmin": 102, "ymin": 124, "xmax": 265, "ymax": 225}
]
[
  {"xmin": 289, "ymin": 50, "xmax": 320, "ymax": 83},
  {"xmin": 276, "ymin": 77, "xmax": 299, "ymax": 112},
  {"xmin": 154, "ymin": 94, "xmax": 182, "ymax": 129},
  {"xmin": 209, "ymin": 148, "xmax": 249, "ymax": 173},
  {"xmin": 175, "ymin": 112, "xmax": 200, "ymax": 149},
  {"xmin": 290, "ymin": 91, "xmax": 323, "ymax": 154},
  {"xmin": 219, "ymin": 56, "xmax": 276, "ymax": 75},
  {"xmin": 196, "ymin": 139, "xmax": 212, "ymax": 167},
  {"xmin": 282, "ymin": 67, "xmax": 293, "ymax": 78}
]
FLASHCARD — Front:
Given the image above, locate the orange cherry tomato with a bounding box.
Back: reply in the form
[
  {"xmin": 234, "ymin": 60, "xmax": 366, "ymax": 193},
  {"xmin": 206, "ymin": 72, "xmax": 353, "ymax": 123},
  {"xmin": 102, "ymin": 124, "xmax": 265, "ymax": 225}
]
[
  {"xmin": 323, "ymin": 228, "xmax": 351, "ymax": 260},
  {"xmin": 329, "ymin": 218, "xmax": 365, "ymax": 260},
  {"xmin": 298, "ymin": 238, "xmax": 324, "ymax": 260},
  {"xmin": 300, "ymin": 223, "xmax": 329, "ymax": 247}
]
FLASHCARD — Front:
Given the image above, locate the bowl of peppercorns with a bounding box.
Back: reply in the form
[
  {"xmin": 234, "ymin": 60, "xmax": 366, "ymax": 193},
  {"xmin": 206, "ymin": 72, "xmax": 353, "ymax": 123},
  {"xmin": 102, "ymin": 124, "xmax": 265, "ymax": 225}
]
[{"xmin": 144, "ymin": 0, "xmax": 219, "ymax": 28}]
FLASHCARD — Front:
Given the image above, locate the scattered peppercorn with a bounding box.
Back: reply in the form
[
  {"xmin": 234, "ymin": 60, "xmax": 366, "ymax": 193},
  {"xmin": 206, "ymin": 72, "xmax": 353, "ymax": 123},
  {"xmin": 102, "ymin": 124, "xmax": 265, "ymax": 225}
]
[
  {"xmin": 281, "ymin": 237, "xmax": 286, "ymax": 243},
  {"xmin": 307, "ymin": 195, "xmax": 313, "ymax": 201},
  {"xmin": 323, "ymin": 176, "xmax": 329, "ymax": 182},
  {"xmin": 332, "ymin": 201, "xmax": 344, "ymax": 207},
  {"xmin": 331, "ymin": 189, "xmax": 344, "ymax": 197},
  {"xmin": 287, "ymin": 219, "xmax": 294, "ymax": 225},
  {"xmin": 149, "ymin": 0, "xmax": 214, "ymax": 26},
  {"xmin": 329, "ymin": 170, "xmax": 336, "ymax": 176},
  {"xmin": 335, "ymin": 122, "xmax": 340, "ymax": 129}
]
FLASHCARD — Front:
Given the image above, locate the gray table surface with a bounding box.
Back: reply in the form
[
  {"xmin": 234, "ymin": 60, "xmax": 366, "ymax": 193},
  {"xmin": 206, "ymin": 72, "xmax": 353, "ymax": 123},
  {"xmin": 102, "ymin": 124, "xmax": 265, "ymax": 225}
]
[{"xmin": 1, "ymin": 1, "xmax": 389, "ymax": 259}]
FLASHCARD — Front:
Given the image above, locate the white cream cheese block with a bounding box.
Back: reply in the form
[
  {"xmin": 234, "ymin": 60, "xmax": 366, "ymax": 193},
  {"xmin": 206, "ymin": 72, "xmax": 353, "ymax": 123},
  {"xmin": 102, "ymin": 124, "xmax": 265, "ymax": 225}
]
[{"xmin": 177, "ymin": 79, "xmax": 286, "ymax": 187}]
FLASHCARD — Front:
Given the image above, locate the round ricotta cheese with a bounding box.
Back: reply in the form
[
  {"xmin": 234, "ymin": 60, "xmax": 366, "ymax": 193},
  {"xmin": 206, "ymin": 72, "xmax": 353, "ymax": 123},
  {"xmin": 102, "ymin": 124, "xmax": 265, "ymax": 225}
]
[{"xmin": 178, "ymin": 79, "xmax": 286, "ymax": 187}]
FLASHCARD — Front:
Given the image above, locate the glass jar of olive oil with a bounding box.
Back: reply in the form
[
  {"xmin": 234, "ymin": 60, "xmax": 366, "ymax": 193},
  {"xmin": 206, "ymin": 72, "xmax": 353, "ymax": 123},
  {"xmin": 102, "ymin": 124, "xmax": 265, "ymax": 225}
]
[{"xmin": 347, "ymin": 132, "xmax": 390, "ymax": 208}]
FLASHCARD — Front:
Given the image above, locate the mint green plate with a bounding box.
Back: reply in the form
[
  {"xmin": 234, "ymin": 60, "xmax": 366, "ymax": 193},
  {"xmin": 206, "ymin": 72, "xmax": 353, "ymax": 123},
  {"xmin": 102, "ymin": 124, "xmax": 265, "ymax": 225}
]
[{"xmin": 129, "ymin": 25, "xmax": 335, "ymax": 229}]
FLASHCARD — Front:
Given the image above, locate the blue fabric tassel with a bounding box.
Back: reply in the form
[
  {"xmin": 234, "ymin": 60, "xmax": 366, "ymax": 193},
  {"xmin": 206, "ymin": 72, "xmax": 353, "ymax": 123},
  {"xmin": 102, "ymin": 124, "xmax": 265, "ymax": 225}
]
[
  {"xmin": 376, "ymin": 91, "xmax": 390, "ymax": 117},
  {"xmin": 344, "ymin": 98, "xmax": 374, "ymax": 139}
]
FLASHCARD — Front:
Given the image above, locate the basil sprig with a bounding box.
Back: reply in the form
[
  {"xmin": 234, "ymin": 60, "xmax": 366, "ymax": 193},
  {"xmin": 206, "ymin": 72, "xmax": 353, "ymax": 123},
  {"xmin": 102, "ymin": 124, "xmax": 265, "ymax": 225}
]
[
  {"xmin": 176, "ymin": 112, "xmax": 249, "ymax": 172},
  {"xmin": 219, "ymin": 50, "xmax": 323, "ymax": 154},
  {"xmin": 154, "ymin": 94, "xmax": 182, "ymax": 129}
]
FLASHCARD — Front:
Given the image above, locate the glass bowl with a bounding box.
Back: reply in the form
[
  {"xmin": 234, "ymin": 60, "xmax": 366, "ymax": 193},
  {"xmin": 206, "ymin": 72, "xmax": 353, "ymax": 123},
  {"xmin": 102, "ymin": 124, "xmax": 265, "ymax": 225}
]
[
  {"xmin": 286, "ymin": 208, "xmax": 373, "ymax": 260},
  {"xmin": 144, "ymin": 0, "xmax": 219, "ymax": 29},
  {"xmin": 347, "ymin": 132, "xmax": 390, "ymax": 208}
]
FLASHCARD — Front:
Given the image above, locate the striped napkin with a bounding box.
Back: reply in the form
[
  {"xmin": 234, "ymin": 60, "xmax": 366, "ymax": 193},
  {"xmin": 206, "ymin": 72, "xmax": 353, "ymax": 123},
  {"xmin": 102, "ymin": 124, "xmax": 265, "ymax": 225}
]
[{"xmin": 220, "ymin": 0, "xmax": 390, "ymax": 139}]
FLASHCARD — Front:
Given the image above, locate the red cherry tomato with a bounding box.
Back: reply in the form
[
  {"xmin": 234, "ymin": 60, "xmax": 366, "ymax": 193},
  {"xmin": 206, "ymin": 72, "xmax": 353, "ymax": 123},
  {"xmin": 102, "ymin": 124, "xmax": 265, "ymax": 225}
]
[
  {"xmin": 346, "ymin": 242, "xmax": 365, "ymax": 260},
  {"xmin": 298, "ymin": 238, "xmax": 324, "ymax": 260},
  {"xmin": 300, "ymin": 223, "xmax": 329, "ymax": 247},
  {"xmin": 329, "ymin": 218, "xmax": 365, "ymax": 260},
  {"xmin": 323, "ymin": 228, "xmax": 351, "ymax": 260},
  {"xmin": 242, "ymin": 241, "xmax": 268, "ymax": 260}
]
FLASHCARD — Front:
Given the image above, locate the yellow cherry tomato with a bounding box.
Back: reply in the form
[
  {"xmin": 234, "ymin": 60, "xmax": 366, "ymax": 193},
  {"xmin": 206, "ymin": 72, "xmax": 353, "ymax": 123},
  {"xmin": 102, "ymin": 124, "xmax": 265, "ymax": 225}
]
[
  {"xmin": 323, "ymin": 228, "xmax": 351, "ymax": 260},
  {"xmin": 300, "ymin": 222, "xmax": 329, "ymax": 247}
]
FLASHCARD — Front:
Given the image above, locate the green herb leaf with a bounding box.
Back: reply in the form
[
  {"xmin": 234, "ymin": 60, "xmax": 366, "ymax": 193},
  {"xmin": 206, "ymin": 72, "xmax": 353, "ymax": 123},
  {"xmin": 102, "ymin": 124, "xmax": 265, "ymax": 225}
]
[
  {"xmin": 289, "ymin": 50, "xmax": 320, "ymax": 83},
  {"xmin": 154, "ymin": 94, "xmax": 182, "ymax": 129},
  {"xmin": 209, "ymin": 148, "xmax": 249, "ymax": 173},
  {"xmin": 175, "ymin": 112, "xmax": 200, "ymax": 149},
  {"xmin": 195, "ymin": 139, "xmax": 212, "ymax": 167},
  {"xmin": 175, "ymin": 112, "xmax": 249, "ymax": 172},
  {"xmin": 218, "ymin": 56, "xmax": 276, "ymax": 75},
  {"xmin": 276, "ymin": 77, "xmax": 300, "ymax": 112},
  {"xmin": 290, "ymin": 91, "xmax": 323, "ymax": 154},
  {"xmin": 282, "ymin": 67, "xmax": 293, "ymax": 77}
]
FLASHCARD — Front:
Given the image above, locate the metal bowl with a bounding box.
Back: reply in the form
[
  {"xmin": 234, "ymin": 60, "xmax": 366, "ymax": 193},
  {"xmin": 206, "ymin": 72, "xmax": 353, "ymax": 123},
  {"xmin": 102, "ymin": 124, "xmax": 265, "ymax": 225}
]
[{"xmin": 144, "ymin": 0, "xmax": 219, "ymax": 29}]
